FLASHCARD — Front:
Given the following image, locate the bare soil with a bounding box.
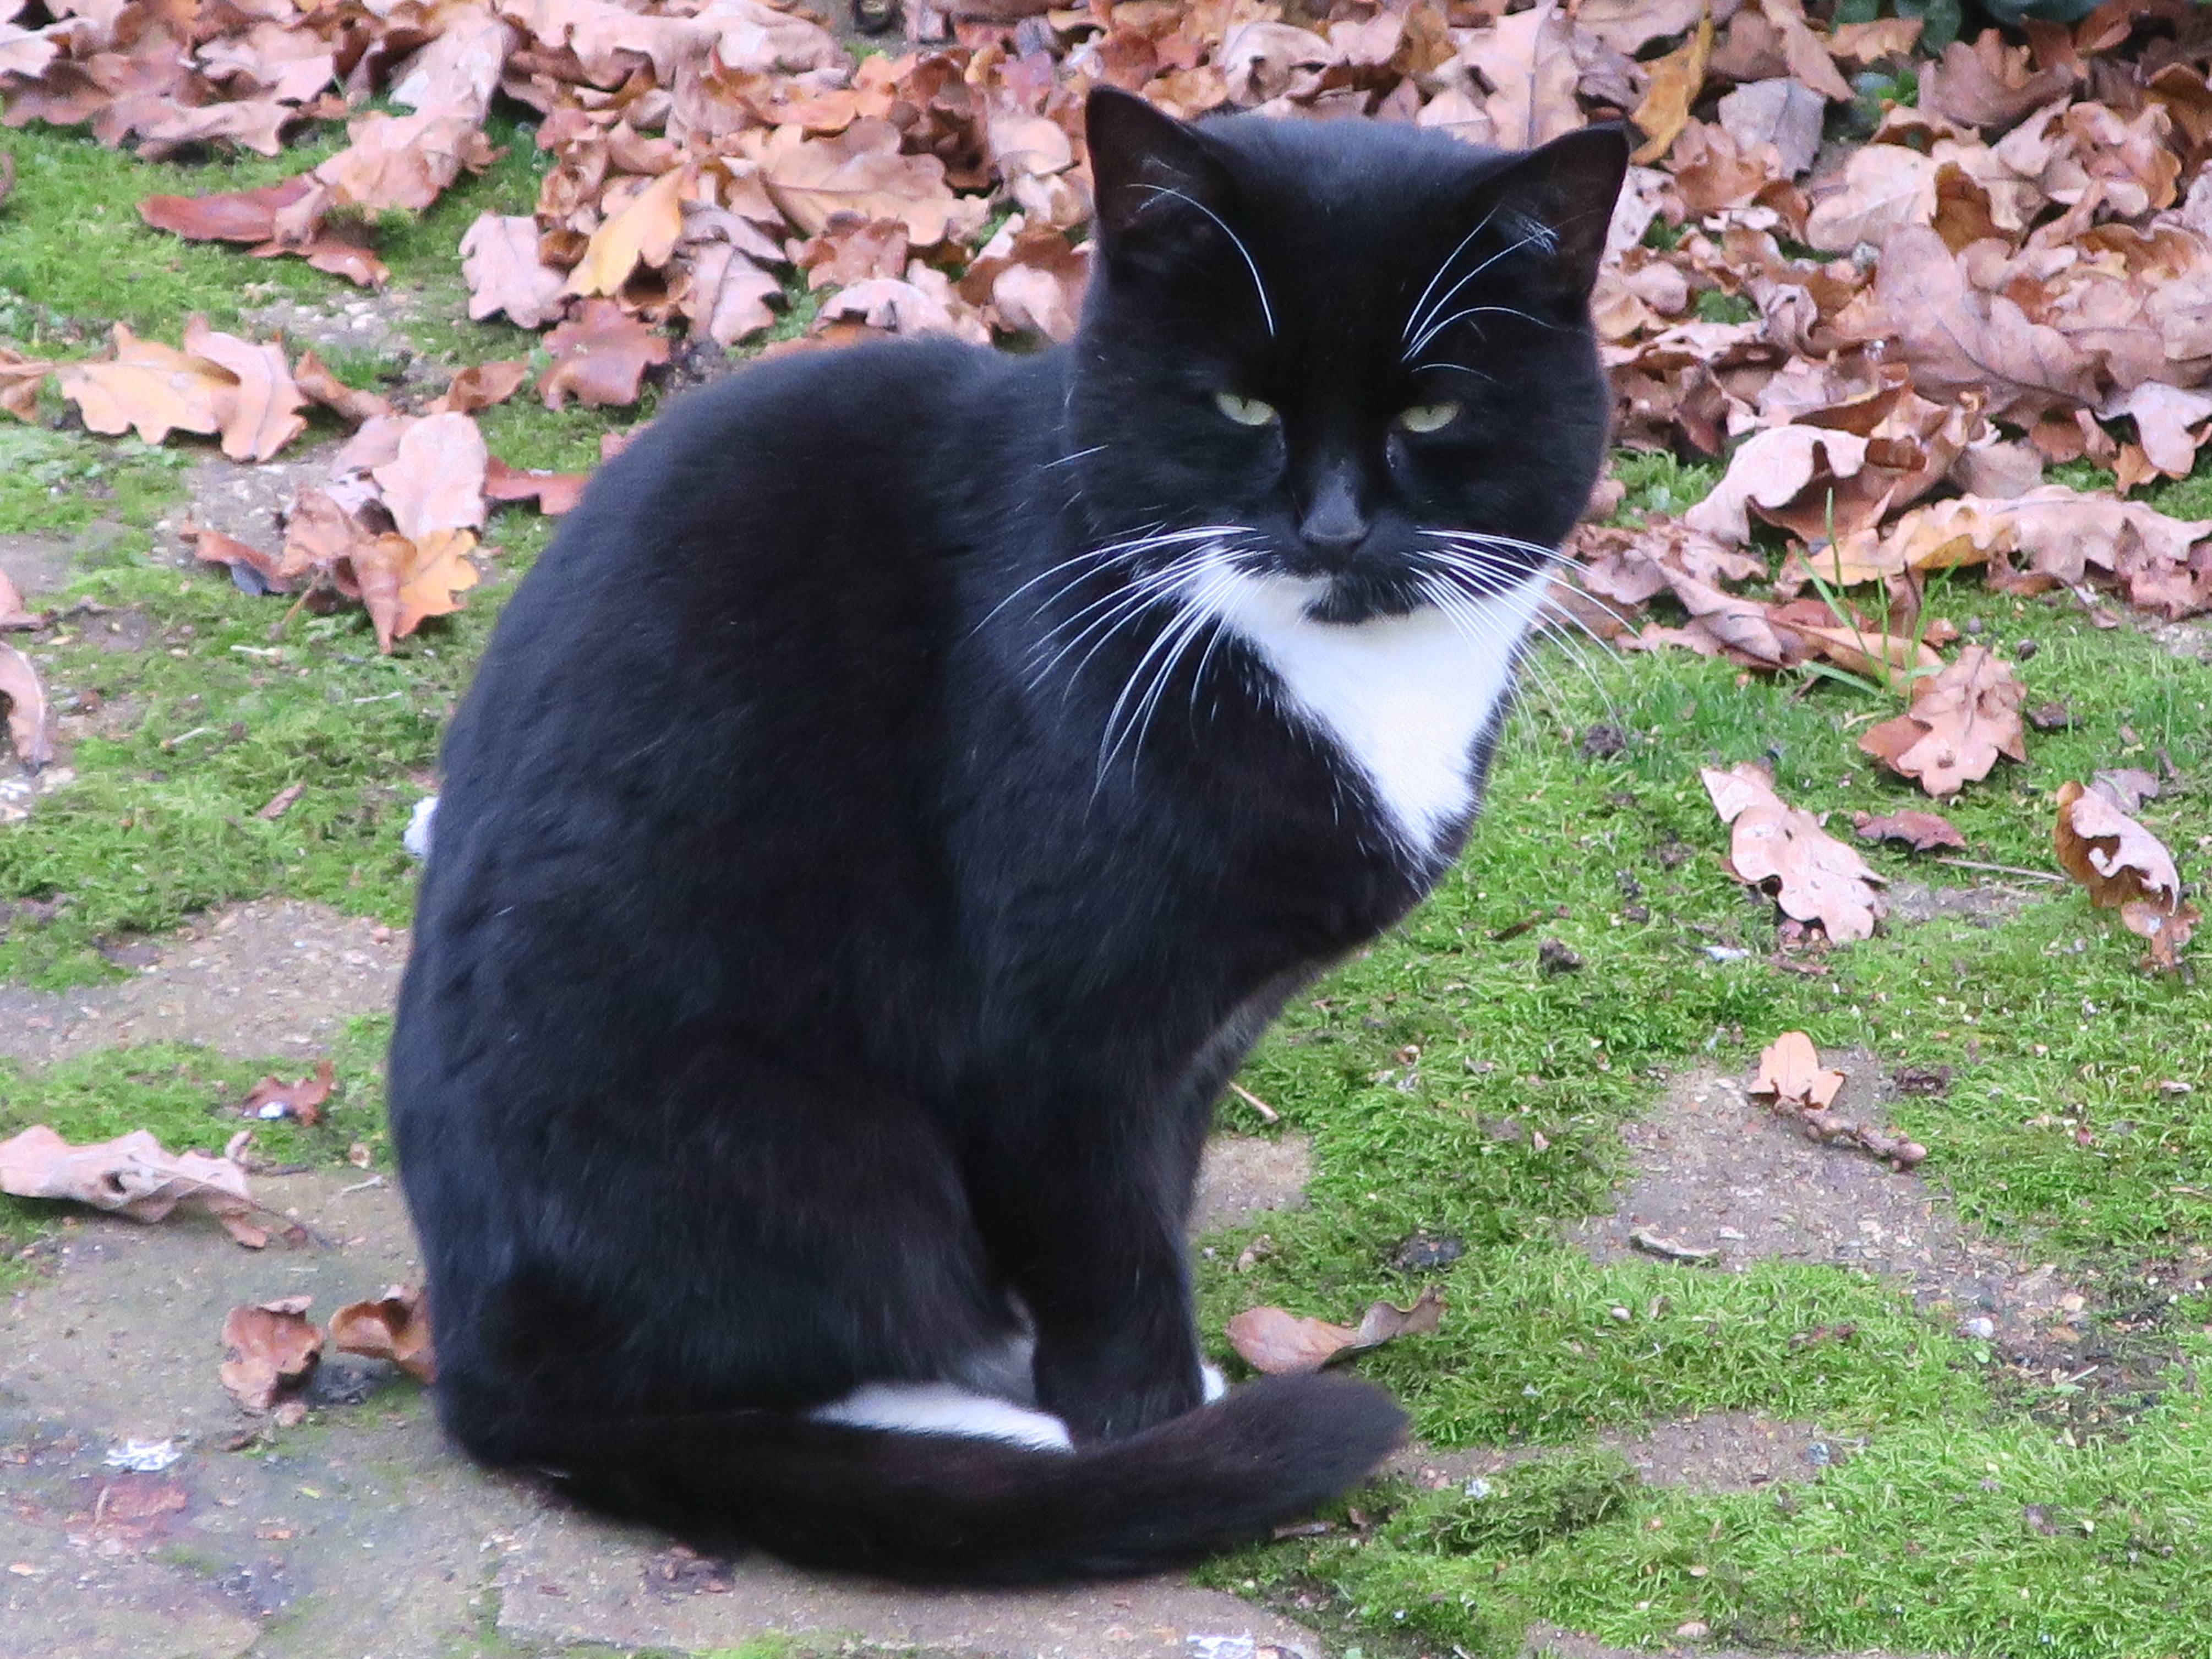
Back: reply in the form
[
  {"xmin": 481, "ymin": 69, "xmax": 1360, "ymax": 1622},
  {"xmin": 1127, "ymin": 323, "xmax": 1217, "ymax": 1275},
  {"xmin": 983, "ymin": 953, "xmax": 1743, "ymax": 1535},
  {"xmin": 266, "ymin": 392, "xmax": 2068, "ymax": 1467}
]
[{"xmin": 0, "ymin": 898, "xmax": 407, "ymax": 1067}]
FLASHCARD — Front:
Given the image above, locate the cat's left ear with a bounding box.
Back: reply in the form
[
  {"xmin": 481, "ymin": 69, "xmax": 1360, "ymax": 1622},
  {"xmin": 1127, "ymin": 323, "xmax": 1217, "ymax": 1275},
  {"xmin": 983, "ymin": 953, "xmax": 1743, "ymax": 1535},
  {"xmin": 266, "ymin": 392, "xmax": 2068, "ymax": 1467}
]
[
  {"xmin": 1085, "ymin": 85, "xmax": 1240, "ymax": 262},
  {"xmin": 1464, "ymin": 124, "xmax": 1631, "ymax": 300}
]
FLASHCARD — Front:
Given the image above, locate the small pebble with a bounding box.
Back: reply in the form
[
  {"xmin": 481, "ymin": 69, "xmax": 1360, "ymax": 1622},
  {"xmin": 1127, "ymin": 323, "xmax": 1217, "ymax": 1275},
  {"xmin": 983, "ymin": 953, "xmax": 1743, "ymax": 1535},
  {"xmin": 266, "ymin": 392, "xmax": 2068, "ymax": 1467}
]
[{"xmin": 1960, "ymin": 1316, "xmax": 1996, "ymax": 1340}]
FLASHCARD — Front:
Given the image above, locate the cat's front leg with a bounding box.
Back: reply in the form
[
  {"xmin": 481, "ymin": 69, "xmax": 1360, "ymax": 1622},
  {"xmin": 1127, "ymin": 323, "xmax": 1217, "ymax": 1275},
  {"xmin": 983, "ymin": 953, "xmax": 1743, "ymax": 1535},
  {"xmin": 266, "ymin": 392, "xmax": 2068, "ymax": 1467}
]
[{"xmin": 960, "ymin": 1099, "xmax": 1210, "ymax": 1444}]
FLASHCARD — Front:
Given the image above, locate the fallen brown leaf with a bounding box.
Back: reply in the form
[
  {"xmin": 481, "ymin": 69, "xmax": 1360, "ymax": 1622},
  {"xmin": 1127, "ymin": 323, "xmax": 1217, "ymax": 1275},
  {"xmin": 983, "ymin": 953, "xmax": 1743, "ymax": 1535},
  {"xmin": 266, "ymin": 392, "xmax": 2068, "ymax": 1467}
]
[
  {"xmin": 1225, "ymin": 1285, "xmax": 1445, "ymax": 1376},
  {"xmin": 370, "ymin": 412, "xmax": 488, "ymax": 543},
  {"xmin": 188, "ymin": 526, "xmax": 292, "ymax": 595},
  {"xmin": 458, "ymin": 212, "xmax": 567, "ymax": 330},
  {"xmin": 430, "ymin": 361, "xmax": 529, "ymax": 416},
  {"xmin": 183, "ymin": 316, "xmax": 307, "ymax": 464},
  {"xmin": 1, "ymin": 641, "xmax": 52, "ymax": 767},
  {"xmin": 2054, "ymin": 779, "xmax": 2197, "ymax": 970},
  {"xmin": 1750, "ymin": 1030, "xmax": 1844, "ymax": 1110},
  {"xmin": 0, "ymin": 346, "xmax": 53, "ymax": 421},
  {"xmin": 58, "ymin": 325, "xmax": 230, "ymax": 448},
  {"xmin": 484, "ymin": 457, "xmax": 587, "ymax": 516},
  {"xmin": 1853, "ymin": 809, "xmax": 1967, "ymax": 852},
  {"xmin": 352, "ymin": 529, "xmax": 482, "ymax": 653},
  {"xmin": 138, "ymin": 176, "xmax": 320, "ymax": 244},
  {"xmin": 1703, "ymin": 762, "xmax": 1886, "ymax": 942},
  {"xmin": 538, "ymin": 301, "xmax": 670, "ymax": 411},
  {"xmin": 292, "ymin": 348, "xmax": 392, "ymax": 425},
  {"xmin": 1856, "ymin": 646, "xmax": 2027, "ymax": 798},
  {"xmin": 0, "ymin": 1125, "xmax": 272, "ymax": 1245},
  {"xmin": 1751, "ymin": 1032, "xmax": 1927, "ymax": 1169},
  {"xmin": 242, "ymin": 1060, "xmax": 334, "ymax": 1126},
  {"xmin": 330, "ymin": 1284, "xmax": 435, "ymax": 1382},
  {"xmin": 220, "ymin": 1296, "xmax": 321, "ymax": 1413}
]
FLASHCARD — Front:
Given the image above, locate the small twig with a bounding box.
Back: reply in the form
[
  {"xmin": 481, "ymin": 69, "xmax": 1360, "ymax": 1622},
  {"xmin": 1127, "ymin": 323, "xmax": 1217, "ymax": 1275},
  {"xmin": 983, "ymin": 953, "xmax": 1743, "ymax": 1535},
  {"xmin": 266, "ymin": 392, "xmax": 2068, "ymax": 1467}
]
[
  {"xmin": 1931, "ymin": 857, "xmax": 2067, "ymax": 884},
  {"xmin": 336, "ymin": 1174, "xmax": 385, "ymax": 1195},
  {"xmin": 1227, "ymin": 1082, "xmax": 1280, "ymax": 1125}
]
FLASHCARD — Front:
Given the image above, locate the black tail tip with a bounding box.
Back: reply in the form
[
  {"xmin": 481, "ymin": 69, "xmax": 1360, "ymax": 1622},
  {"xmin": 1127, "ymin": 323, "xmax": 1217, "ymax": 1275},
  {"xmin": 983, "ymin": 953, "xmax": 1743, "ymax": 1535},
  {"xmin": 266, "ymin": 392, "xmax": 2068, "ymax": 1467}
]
[{"xmin": 1221, "ymin": 1368, "xmax": 1409, "ymax": 1491}]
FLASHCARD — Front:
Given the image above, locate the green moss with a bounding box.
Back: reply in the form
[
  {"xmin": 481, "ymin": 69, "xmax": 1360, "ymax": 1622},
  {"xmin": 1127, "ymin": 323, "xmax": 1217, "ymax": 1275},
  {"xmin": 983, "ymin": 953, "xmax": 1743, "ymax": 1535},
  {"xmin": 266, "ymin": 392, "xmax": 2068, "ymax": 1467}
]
[
  {"xmin": 0, "ymin": 1014, "xmax": 390, "ymax": 1251},
  {"xmin": 0, "ymin": 425, "xmax": 190, "ymax": 540}
]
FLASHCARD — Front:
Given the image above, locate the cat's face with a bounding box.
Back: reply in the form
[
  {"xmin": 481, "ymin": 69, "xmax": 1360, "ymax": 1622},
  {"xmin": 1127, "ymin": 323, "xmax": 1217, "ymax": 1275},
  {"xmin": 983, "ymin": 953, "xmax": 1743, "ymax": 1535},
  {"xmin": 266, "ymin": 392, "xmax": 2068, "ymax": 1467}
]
[{"xmin": 1069, "ymin": 89, "xmax": 1627, "ymax": 628}]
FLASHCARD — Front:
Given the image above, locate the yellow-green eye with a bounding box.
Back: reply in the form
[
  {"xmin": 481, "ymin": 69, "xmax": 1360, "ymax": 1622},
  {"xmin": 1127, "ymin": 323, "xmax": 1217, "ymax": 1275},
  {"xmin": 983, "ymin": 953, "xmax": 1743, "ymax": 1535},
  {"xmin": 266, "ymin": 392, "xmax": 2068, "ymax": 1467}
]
[
  {"xmin": 1397, "ymin": 401, "xmax": 1461, "ymax": 434},
  {"xmin": 1214, "ymin": 391, "xmax": 1278, "ymax": 427}
]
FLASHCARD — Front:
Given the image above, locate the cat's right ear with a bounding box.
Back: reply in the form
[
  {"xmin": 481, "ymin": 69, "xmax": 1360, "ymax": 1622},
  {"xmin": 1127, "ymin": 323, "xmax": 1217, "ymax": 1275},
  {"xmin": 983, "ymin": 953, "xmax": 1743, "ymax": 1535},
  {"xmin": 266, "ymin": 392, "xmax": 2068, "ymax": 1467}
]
[{"xmin": 1085, "ymin": 86, "xmax": 1239, "ymax": 266}]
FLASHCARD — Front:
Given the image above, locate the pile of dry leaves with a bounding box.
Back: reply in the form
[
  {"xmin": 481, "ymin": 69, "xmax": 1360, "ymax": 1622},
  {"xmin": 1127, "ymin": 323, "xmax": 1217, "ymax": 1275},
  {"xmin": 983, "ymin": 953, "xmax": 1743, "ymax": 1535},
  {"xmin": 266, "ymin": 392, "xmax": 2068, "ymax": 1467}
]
[{"xmin": 0, "ymin": 0, "xmax": 2200, "ymax": 954}]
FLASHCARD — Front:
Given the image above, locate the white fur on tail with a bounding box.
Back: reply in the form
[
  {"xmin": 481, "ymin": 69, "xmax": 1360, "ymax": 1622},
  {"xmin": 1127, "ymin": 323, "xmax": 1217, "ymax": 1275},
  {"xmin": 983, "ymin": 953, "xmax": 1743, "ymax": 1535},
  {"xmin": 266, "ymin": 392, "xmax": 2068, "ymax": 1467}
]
[{"xmin": 811, "ymin": 1382, "xmax": 1074, "ymax": 1451}]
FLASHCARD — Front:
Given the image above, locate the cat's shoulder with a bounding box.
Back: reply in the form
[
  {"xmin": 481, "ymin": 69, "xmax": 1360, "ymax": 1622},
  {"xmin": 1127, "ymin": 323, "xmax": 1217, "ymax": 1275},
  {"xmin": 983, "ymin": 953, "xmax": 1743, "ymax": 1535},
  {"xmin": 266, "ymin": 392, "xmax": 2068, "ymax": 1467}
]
[{"xmin": 619, "ymin": 336, "xmax": 1041, "ymax": 478}]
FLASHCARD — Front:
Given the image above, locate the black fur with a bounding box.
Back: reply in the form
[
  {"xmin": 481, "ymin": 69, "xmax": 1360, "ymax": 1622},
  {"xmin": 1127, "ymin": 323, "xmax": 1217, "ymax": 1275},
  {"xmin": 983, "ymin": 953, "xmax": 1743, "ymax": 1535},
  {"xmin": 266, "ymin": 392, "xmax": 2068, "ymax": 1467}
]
[{"xmin": 390, "ymin": 89, "xmax": 1625, "ymax": 1584}]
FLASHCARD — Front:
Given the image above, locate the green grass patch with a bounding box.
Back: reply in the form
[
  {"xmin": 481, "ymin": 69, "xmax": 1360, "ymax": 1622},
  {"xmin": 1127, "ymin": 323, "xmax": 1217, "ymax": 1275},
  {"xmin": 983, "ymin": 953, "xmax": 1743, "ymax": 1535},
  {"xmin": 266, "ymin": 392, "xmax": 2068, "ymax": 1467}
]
[
  {"xmin": 0, "ymin": 556, "xmax": 509, "ymax": 984},
  {"xmin": 0, "ymin": 424, "xmax": 190, "ymax": 541},
  {"xmin": 0, "ymin": 112, "xmax": 547, "ymax": 347},
  {"xmin": 0, "ymin": 1014, "xmax": 392, "ymax": 1254}
]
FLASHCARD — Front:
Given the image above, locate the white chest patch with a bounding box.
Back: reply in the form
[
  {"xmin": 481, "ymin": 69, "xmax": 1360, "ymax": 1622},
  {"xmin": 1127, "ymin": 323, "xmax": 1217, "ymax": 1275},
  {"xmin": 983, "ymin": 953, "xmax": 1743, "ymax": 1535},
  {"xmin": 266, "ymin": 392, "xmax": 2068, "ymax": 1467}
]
[{"xmin": 1195, "ymin": 565, "xmax": 1548, "ymax": 852}]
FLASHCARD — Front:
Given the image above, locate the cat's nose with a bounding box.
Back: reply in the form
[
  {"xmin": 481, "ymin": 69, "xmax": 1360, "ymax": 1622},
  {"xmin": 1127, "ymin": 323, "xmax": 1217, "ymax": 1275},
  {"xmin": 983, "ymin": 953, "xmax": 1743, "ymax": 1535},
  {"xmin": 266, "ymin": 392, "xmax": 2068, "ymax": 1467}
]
[{"xmin": 1297, "ymin": 467, "xmax": 1370, "ymax": 557}]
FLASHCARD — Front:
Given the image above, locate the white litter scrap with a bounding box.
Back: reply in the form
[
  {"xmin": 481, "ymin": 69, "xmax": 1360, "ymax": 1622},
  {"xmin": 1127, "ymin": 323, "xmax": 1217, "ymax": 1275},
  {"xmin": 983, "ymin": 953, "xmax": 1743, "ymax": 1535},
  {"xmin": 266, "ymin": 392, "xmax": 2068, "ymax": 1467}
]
[
  {"xmin": 403, "ymin": 794, "xmax": 440, "ymax": 860},
  {"xmin": 1186, "ymin": 1637, "xmax": 1256, "ymax": 1659},
  {"xmin": 105, "ymin": 1438, "xmax": 183, "ymax": 1472}
]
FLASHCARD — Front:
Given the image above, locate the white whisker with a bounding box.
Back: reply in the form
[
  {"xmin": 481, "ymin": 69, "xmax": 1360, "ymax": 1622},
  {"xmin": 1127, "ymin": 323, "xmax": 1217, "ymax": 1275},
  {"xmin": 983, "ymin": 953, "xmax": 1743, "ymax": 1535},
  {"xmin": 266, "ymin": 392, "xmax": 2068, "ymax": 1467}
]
[{"xmin": 1130, "ymin": 185, "xmax": 1277, "ymax": 339}]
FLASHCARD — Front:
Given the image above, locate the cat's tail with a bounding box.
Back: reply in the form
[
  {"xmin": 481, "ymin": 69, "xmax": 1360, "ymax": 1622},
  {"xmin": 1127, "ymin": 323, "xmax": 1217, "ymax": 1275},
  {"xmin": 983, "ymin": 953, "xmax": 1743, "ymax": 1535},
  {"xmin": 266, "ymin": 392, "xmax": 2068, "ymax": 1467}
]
[{"xmin": 457, "ymin": 1372, "xmax": 1404, "ymax": 1585}]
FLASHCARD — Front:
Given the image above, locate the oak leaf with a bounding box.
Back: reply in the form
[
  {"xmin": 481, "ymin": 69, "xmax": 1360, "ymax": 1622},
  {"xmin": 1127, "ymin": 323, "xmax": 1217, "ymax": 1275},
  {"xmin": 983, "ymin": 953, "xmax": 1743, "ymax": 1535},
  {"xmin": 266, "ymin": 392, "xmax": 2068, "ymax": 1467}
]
[
  {"xmin": 1750, "ymin": 1030, "xmax": 1843, "ymax": 1110},
  {"xmin": 1857, "ymin": 646, "xmax": 2027, "ymax": 798},
  {"xmin": 183, "ymin": 316, "xmax": 307, "ymax": 464},
  {"xmin": 0, "ymin": 1125, "xmax": 268, "ymax": 1245},
  {"xmin": 1853, "ymin": 809, "xmax": 1966, "ymax": 851},
  {"xmin": 1851, "ymin": 226, "xmax": 2099, "ymax": 424},
  {"xmin": 459, "ymin": 212, "xmax": 568, "ymax": 330},
  {"xmin": 352, "ymin": 530, "xmax": 482, "ymax": 653},
  {"xmin": 371, "ymin": 411, "xmax": 489, "ymax": 543},
  {"xmin": 330, "ymin": 1284, "xmax": 436, "ymax": 1382},
  {"xmin": 1, "ymin": 640, "xmax": 52, "ymax": 767},
  {"xmin": 1629, "ymin": 14, "xmax": 1712, "ymax": 166},
  {"xmin": 1702, "ymin": 762, "xmax": 1886, "ymax": 942},
  {"xmin": 220, "ymin": 1296, "xmax": 321, "ymax": 1413},
  {"xmin": 566, "ymin": 164, "xmax": 689, "ymax": 298},
  {"xmin": 1459, "ymin": 0, "xmax": 1581, "ymax": 148},
  {"xmin": 1226, "ymin": 1285, "xmax": 1444, "ymax": 1376},
  {"xmin": 538, "ymin": 300, "xmax": 670, "ymax": 410},
  {"xmin": 2053, "ymin": 779, "xmax": 2196, "ymax": 971},
  {"xmin": 58, "ymin": 325, "xmax": 230, "ymax": 447},
  {"xmin": 759, "ymin": 119, "xmax": 978, "ymax": 246}
]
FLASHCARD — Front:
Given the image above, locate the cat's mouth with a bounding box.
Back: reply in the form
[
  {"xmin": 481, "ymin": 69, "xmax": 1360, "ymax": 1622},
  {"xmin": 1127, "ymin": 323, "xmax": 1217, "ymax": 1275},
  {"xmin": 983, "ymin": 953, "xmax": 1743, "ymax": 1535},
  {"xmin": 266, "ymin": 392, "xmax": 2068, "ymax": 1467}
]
[{"xmin": 1301, "ymin": 571, "xmax": 1424, "ymax": 626}]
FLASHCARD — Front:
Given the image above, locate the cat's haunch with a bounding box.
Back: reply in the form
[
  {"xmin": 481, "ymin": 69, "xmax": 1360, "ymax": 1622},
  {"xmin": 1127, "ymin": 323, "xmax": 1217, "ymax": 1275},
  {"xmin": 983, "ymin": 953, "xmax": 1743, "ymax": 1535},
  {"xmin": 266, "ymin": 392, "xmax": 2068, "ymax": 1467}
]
[{"xmin": 389, "ymin": 85, "xmax": 1626, "ymax": 1584}]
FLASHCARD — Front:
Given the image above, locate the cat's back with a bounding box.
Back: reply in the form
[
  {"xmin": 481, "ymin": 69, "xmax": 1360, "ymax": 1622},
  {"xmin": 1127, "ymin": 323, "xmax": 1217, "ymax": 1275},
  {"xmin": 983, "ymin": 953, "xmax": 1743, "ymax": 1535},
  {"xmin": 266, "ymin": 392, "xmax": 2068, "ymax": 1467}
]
[{"xmin": 441, "ymin": 339, "xmax": 1047, "ymax": 799}]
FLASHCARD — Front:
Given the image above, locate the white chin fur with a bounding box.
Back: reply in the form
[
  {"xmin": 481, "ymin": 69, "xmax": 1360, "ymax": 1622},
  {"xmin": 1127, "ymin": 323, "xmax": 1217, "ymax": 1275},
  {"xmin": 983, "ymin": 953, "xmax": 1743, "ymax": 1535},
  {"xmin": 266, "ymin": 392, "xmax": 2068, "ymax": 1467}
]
[
  {"xmin": 810, "ymin": 1382, "xmax": 1074, "ymax": 1452},
  {"xmin": 1190, "ymin": 561, "xmax": 1549, "ymax": 854}
]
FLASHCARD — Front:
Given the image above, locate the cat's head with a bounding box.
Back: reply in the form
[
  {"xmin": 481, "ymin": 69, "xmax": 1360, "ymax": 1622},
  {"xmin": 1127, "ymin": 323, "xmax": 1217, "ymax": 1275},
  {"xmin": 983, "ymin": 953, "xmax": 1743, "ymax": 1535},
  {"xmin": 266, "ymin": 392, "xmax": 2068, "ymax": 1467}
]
[{"xmin": 1069, "ymin": 87, "xmax": 1627, "ymax": 627}]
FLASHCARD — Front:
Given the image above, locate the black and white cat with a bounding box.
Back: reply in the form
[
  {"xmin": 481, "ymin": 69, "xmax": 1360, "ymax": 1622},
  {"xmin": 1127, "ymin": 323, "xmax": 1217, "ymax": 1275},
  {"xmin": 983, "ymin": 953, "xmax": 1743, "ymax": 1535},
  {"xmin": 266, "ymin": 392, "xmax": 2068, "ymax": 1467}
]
[{"xmin": 389, "ymin": 86, "xmax": 1626, "ymax": 1584}]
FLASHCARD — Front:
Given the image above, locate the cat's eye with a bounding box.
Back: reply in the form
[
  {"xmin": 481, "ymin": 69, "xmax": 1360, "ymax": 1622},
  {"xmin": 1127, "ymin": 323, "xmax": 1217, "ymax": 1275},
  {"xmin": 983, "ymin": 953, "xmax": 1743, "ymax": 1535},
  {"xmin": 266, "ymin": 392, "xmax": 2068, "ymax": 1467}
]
[
  {"xmin": 1214, "ymin": 391, "xmax": 1279, "ymax": 427},
  {"xmin": 1396, "ymin": 401, "xmax": 1462, "ymax": 434}
]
